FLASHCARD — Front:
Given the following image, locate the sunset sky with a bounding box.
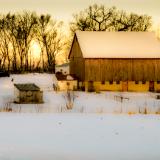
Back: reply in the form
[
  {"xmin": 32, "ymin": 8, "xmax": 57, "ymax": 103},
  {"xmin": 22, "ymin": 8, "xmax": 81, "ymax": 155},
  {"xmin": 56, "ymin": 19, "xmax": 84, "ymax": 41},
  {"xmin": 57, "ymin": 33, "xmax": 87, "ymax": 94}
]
[{"xmin": 0, "ymin": 0, "xmax": 160, "ymax": 29}]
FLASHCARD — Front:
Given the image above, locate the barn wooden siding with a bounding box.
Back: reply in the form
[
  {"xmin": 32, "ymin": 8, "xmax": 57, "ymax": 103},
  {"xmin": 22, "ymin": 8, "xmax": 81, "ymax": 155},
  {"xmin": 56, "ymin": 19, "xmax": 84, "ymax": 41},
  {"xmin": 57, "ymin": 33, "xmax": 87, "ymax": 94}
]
[
  {"xmin": 69, "ymin": 35, "xmax": 160, "ymax": 82},
  {"xmin": 69, "ymin": 36, "xmax": 85, "ymax": 81},
  {"xmin": 70, "ymin": 56, "xmax": 160, "ymax": 82},
  {"xmin": 84, "ymin": 58, "xmax": 160, "ymax": 81}
]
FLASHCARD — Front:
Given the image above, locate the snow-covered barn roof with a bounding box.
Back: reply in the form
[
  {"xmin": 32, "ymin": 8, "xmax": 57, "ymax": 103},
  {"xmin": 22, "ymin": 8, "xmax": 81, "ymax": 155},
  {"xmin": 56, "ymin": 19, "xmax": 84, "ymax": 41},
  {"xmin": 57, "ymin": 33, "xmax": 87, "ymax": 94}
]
[{"xmin": 75, "ymin": 31, "xmax": 160, "ymax": 58}]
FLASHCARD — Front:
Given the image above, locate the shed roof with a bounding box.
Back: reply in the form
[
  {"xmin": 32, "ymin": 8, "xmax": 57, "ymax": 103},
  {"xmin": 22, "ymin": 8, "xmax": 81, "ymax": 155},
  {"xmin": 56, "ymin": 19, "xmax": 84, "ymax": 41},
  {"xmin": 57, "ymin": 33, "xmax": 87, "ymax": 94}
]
[
  {"xmin": 75, "ymin": 31, "xmax": 160, "ymax": 58},
  {"xmin": 14, "ymin": 83, "xmax": 40, "ymax": 91}
]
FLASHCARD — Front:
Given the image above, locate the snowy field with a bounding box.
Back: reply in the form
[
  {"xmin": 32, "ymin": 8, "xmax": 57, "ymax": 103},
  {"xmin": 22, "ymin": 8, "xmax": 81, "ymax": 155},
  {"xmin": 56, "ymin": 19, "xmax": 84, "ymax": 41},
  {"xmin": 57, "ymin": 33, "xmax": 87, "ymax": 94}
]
[
  {"xmin": 0, "ymin": 113, "xmax": 160, "ymax": 160},
  {"xmin": 0, "ymin": 73, "xmax": 160, "ymax": 114},
  {"xmin": 0, "ymin": 74, "xmax": 160, "ymax": 160}
]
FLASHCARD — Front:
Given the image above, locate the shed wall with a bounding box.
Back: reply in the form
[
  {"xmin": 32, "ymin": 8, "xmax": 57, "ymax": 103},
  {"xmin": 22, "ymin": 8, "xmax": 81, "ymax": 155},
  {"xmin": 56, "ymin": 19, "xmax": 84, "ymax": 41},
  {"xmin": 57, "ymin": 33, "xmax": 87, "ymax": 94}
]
[{"xmin": 14, "ymin": 88, "xmax": 43, "ymax": 104}]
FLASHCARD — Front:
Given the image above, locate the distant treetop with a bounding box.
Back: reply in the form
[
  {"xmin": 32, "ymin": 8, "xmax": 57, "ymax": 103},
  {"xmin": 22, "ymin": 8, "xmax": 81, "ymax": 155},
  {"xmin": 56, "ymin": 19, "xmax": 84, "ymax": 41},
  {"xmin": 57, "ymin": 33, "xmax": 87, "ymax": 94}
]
[{"xmin": 70, "ymin": 4, "xmax": 152, "ymax": 32}]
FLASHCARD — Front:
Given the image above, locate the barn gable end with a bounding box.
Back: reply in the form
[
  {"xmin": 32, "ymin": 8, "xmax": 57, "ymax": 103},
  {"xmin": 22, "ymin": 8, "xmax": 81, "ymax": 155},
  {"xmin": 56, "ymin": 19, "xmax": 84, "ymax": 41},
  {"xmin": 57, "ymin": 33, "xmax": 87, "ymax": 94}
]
[{"xmin": 69, "ymin": 34, "xmax": 85, "ymax": 81}]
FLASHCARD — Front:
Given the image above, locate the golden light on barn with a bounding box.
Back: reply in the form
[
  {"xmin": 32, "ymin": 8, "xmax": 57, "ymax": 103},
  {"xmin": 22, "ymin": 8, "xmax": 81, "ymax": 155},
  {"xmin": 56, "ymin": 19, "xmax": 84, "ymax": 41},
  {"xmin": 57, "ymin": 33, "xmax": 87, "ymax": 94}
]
[{"xmin": 69, "ymin": 31, "xmax": 160, "ymax": 92}]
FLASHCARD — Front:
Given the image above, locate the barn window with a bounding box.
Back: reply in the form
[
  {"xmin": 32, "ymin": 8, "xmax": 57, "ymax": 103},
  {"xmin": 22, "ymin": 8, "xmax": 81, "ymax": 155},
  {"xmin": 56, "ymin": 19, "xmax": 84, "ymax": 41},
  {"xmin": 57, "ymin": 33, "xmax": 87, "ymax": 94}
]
[
  {"xmin": 142, "ymin": 81, "xmax": 146, "ymax": 84},
  {"xmin": 109, "ymin": 80, "xmax": 113, "ymax": 85},
  {"xmin": 135, "ymin": 81, "xmax": 139, "ymax": 84},
  {"xmin": 116, "ymin": 81, "xmax": 120, "ymax": 84},
  {"xmin": 157, "ymin": 81, "xmax": 160, "ymax": 84},
  {"xmin": 101, "ymin": 81, "xmax": 105, "ymax": 85}
]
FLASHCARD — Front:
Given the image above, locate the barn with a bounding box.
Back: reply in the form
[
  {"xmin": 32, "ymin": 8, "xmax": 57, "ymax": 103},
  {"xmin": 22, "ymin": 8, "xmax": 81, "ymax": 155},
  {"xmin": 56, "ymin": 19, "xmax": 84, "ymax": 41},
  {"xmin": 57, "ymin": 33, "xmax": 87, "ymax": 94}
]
[{"xmin": 69, "ymin": 31, "xmax": 160, "ymax": 92}]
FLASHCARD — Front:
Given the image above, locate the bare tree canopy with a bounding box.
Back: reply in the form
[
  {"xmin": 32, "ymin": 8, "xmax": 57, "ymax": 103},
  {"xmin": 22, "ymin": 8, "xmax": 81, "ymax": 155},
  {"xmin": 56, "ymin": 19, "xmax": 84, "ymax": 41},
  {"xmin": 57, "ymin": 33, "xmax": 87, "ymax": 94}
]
[
  {"xmin": 0, "ymin": 11, "xmax": 65, "ymax": 73},
  {"xmin": 0, "ymin": 5, "xmax": 153, "ymax": 73},
  {"xmin": 37, "ymin": 14, "xmax": 64, "ymax": 73},
  {"xmin": 70, "ymin": 4, "xmax": 152, "ymax": 32}
]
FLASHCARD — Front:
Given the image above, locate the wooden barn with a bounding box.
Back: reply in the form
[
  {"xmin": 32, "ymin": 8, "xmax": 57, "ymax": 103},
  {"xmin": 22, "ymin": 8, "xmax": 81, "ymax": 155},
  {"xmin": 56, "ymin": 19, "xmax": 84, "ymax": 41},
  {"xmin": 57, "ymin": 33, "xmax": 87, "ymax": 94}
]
[
  {"xmin": 14, "ymin": 83, "xmax": 43, "ymax": 103},
  {"xmin": 69, "ymin": 31, "xmax": 160, "ymax": 92}
]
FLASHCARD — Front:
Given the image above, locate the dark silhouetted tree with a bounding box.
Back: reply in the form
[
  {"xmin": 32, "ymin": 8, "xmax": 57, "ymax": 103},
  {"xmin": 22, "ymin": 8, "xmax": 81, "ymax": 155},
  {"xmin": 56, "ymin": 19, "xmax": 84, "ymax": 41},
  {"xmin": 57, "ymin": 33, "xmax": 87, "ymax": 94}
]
[
  {"xmin": 37, "ymin": 14, "xmax": 64, "ymax": 73},
  {"xmin": 70, "ymin": 4, "xmax": 152, "ymax": 32}
]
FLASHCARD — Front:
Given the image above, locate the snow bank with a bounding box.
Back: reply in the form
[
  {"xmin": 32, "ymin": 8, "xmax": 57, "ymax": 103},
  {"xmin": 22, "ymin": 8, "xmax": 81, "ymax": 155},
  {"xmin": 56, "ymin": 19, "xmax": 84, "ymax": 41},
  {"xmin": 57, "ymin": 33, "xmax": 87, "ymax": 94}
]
[
  {"xmin": 12, "ymin": 73, "xmax": 57, "ymax": 91},
  {"xmin": 0, "ymin": 113, "xmax": 159, "ymax": 160}
]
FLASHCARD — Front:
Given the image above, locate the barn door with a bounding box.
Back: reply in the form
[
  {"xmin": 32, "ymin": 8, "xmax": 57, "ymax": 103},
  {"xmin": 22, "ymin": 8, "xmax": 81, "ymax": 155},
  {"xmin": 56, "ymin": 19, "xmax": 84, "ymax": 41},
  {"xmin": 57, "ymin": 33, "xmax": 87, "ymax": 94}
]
[
  {"xmin": 88, "ymin": 81, "xmax": 94, "ymax": 92},
  {"xmin": 122, "ymin": 81, "xmax": 128, "ymax": 92},
  {"xmin": 149, "ymin": 81, "xmax": 154, "ymax": 92}
]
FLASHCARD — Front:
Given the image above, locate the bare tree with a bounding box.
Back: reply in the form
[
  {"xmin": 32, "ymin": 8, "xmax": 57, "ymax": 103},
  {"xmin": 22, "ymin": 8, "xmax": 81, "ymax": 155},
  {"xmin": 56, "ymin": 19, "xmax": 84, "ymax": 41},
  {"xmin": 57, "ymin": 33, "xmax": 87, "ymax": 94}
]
[
  {"xmin": 0, "ymin": 11, "xmax": 66, "ymax": 73},
  {"xmin": 5, "ymin": 14, "xmax": 18, "ymax": 71},
  {"xmin": 19, "ymin": 12, "xmax": 38, "ymax": 71},
  {"xmin": 37, "ymin": 14, "xmax": 64, "ymax": 73},
  {"xmin": 70, "ymin": 4, "xmax": 152, "ymax": 32},
  {"xmin": 5, "ymin": 12, "xmax": 38, "ymax": 72},
  {"xmin": 0, "ymin": 17, "xmax": 11, "ymax": 71}
]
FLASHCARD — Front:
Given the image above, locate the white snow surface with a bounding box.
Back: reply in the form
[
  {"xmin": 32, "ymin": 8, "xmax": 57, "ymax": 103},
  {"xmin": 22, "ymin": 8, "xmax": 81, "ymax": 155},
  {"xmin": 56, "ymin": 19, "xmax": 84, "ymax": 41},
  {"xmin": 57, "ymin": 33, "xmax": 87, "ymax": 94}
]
[
  {"xmin": 0, "ymin": 74, "xmax": 160, "ymax": 159},
  {"xmin": 76, "ymin": 31, "xmax": 160, "ymax": 58},
  {"xmin": 12, "ymin": 73, "xmax": 57, "ymax": 91},
  {"xmin": 0, "ymin": 113, "xmax": 160, "ymax": 160}
]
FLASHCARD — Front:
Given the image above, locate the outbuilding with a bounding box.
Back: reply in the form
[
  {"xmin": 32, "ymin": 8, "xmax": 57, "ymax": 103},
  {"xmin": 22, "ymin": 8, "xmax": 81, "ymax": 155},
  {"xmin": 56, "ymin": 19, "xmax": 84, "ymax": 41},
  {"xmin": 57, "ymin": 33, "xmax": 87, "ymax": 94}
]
[
  {"xmin": 56, "ymin": 72, "xmax": 78, "ymax": 91},
  {"xmin": 69, "ymin": 31, "xmax": 160, "ymax": 92},
  {"xmin": 14, "ymin": 83, "xmax": 43, "ymax": 103}
]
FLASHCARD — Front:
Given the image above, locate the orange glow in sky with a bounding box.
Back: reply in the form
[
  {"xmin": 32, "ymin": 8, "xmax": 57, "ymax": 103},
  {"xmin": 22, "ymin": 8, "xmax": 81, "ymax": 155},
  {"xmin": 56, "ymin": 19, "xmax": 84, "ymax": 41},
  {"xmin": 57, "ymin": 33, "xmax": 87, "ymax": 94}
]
[{"xmin": 30, "ymin": 41, "xmax": 41, "ymax": 58}]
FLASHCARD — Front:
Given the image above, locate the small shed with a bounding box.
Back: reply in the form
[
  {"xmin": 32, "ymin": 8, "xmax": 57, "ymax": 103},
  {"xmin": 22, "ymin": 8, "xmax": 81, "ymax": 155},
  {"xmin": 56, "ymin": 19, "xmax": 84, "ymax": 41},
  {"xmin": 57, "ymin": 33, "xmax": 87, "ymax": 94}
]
[
  {"xmin": 56, "ymin": 72, "xmax": 77, "ymax": 91},
  {"xmin": 14, "ymin": 83, "xmax": 43, "ymax": 103}
]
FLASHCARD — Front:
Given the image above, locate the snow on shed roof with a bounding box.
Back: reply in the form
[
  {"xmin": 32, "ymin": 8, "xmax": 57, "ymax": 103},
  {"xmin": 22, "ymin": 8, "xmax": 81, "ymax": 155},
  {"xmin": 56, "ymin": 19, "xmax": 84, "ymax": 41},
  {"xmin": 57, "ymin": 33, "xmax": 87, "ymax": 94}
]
[{"xmin": 76, "ymin": 31, "xmax": 160, "ymax": 58}]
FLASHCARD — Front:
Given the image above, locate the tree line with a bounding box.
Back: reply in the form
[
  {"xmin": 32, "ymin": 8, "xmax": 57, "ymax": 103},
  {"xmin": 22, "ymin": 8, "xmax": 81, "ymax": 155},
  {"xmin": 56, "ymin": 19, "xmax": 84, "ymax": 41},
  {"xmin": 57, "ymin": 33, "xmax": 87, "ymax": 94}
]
[{"xmin": 0, "ymin": 4, "xmax": 152, "ymax": 73}]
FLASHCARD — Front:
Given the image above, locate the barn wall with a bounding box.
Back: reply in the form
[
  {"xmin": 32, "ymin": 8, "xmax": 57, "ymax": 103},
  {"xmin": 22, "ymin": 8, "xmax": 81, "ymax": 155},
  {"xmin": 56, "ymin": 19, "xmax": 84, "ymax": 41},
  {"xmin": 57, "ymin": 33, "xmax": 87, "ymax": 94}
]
[
  {"xmin": 84, "ymin": 58, "xmax": 160, "ymax": 81},
  {"xmin": 69, "ymin": 36, "xmax": 85, "ymax": 81},
  {"xmin": 86, "ymin": 81, "xmax": 122, "ymax": 92},
  {"xmin": 128, "ymin": 81, "xmax": 149, "ymax": 92},
  {"xmin": 154, "ymin": 82, "xmax": 160, "ymax": 92},
  {"xmin": 82, "ymin": 81, "xmax": 160, "ymax": 92},
  {"xmin": 83, "ymin": 81, "xmax": 149, "ymax": 92}
]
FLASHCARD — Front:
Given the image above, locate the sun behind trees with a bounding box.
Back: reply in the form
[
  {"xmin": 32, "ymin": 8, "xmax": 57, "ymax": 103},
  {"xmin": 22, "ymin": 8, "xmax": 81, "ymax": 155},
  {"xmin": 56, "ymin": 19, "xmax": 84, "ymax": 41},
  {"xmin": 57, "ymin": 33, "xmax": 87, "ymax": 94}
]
[{"xmin": 0, "ymin": 11, "xmax": 64, "ymax": 73}]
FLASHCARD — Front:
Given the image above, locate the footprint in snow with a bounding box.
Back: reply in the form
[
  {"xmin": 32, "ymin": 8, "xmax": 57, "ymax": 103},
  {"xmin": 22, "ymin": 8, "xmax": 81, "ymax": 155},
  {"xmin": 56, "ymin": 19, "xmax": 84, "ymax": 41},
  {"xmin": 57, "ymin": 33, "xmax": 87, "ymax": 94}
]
[{"xmin": 115, "ymin": 132, "xmax": 119, "ymax": 135}]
